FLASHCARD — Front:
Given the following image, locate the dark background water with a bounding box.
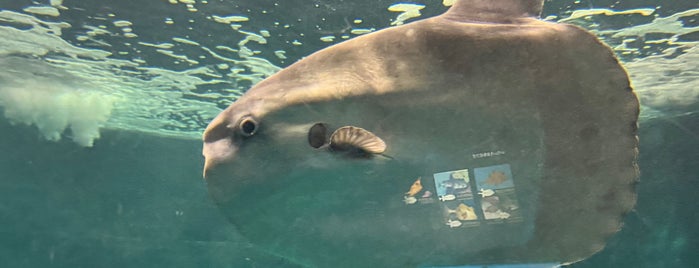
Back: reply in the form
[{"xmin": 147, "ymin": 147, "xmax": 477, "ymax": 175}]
[{"xmin": 1, "ymin": 113, "xmax": 697, "ymax": 267}]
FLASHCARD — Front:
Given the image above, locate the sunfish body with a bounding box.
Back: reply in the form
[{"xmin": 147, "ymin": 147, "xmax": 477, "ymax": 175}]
[{"xmin": 202, "ymin": 0, "xmax": 639, "ymax": 267}]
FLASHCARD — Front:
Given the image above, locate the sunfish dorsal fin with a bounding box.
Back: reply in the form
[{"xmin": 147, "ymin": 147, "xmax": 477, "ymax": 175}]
[
  {"xmin": 443, "ymin": 0, "xmax": 544, "ymax": 22},
  {"xmin": 329, "ymin": 126, "xmax": 387, "ymax": 157}
]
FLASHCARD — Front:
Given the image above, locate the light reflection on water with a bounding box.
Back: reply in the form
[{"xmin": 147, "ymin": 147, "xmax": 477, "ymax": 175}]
[{"xmin": 0, "ymin": 0, "xmax": 697, "ymax": 146}]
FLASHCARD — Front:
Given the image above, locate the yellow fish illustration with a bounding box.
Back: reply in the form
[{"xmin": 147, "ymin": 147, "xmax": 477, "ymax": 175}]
[
  {"xmin": 455, "ymin": 203, "xmax": 478, "ymax": 221},
  {"xmin": 485, "ymin": 171, "xmax": 508, "ymax": 185},
  {"xmin": 405, "ymin": 177, "xmax": 422, "ymax": 196}
]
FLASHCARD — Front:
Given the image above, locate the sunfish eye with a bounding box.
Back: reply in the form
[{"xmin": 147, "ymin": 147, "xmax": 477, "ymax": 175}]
[{"xmin": 238, "ymin": 116, "xmax": 258, "ymax": 137}]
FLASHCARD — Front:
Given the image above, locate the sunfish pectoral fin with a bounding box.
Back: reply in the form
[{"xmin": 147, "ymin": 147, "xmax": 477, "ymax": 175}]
[
  {"xmin": 328, "ymin": 126, "xmax": 387, "ymax": 158},
  {"xmin": 377, "ymin": 153, "xmax": 394, "ymax": 160}
]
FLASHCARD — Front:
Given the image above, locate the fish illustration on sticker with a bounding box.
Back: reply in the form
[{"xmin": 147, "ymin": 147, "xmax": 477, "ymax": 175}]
[
  {"xmin": 446, "ymin": 219, "xmax": 463, "ymax": 228},
  {"xmin": 440, "ymin": 178, "xmax": 470, "ymax": 190},
  {"xmin": 479, "ymin": 188, "xmax": 495, "ymax": 197},
  {"xmin": 405, "ymin": 177, "xmax": 423, "ymax": 197},
  {"xmin": 439, "ymin": 194, "xmax": 456, "ymax": 202},
  {"xmin": 403, "ymin": 196, "xmax": 418, "ymax": 205},
  {"xmin": 450, "ymin": 170, "xmax": 470, "ymax": 182},
  {"xmin": 485, "ymin": 170, "xmax": 508, "ymax": 185},
  {"xmin": 474, "ymin": 165, "xmax": 516, "ymax": 190},
  {"xmin": 433, "ymin": 169, "xmax": 472, "ymax": 199},
  {"xmin": 482, "ymin": 195, "xmax": 515, "ymax": 220},
  {"xmin": 447, "ymin": 203, "xmax": 478, "ymax": 221}
]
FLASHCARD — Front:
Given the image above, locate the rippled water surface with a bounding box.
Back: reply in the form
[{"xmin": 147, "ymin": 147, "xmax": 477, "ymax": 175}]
[{"xmin": 0, "ymin": 0, "xmax": 697, "ymax": 146}]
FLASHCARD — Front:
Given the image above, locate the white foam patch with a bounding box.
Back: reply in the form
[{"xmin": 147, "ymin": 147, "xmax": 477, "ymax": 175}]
[
  {"xmin": 350, "ymin": 28, "xmax": 375, "ymax": 35},
  {"xmin": 212, "ymin": 15, "xmax": 249, "ymax": 24},
  {"xmin": 0, "ymin": 11, "xmax": 107, "ymax": 58},
  {"xmin": 320, "ymin": 35, "xmax": 335, "ymax": 42},
  {"xmin": 558, "ymin": 8, "xmax": 655, "ymax": 23},
  {"xmin": 156, "ymin": 49, "xmax": 200, "ymax": 64},
  {"xmin": 23, "ymin": 6, "xmax": 61, "ymax": 17},
  {"xmin": 113, "ymin": 20, "xmax": 132, "ymax": 27},
  {"xmin": 0, "ymin": 57, "xmax": 114, "ymax": 147},
  {"xmin": 556, "ymin": 8, "xmax": 699, "ymax": 119},
  {"xmin": 388, "ymin": 3, "xmax": 425, "ymax": 26},
  {"xmin": 607, "ymin": 8, "xmax": 699, "ymax": 46},
  {"xmin": 138, "ymin": 42, "xmax": 175, "ymax": 49},
  {"xmin": 0, "ymin": 8, "xmax": 280, "ymax": 145},
  {"xmin": 50, "ymin": 0, "xmax": 67, "ymax": 9},
  {"xmin": 274, "ymin": 50, "xmax": 287, "ymax": 60},
  {"xmin": 627, "ymin": 46, "xmax": 699, "ymax": 119},
  {"xmin": 0, "ymin": 3, "xmax": 697, "ymax": 146}
]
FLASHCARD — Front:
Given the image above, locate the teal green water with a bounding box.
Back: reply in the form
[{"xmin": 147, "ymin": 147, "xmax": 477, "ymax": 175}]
[
  {"xmin": 0, "ymin": 119, "xmax": 296, "ymax": 267},
  {"xmin": 1, "ymin": 113, "xmax": 697, "ymax": 267},
  {"xmin": 0, "ymin": 0, "xmax": 698, "ymax": 267}
]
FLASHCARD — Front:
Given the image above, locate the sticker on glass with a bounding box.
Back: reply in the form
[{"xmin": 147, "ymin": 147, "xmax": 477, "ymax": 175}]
[
  {"xmin": 403, "ymin": 177, "xmax": 435, "ymax": 205},
  {"xmin": 474, "ymin": 164, "xmax": 523, "ymax": 222},
  {"xmin": 434, "ymin": 169, "xmax": 472, "ymax": 201},
  {"xmin": 433, "ymin": 169, "xmax": 479, "ymax": 228},
  {"xmin": 444, "ymin": 199, "xmax": 479, "ymax": 228}
]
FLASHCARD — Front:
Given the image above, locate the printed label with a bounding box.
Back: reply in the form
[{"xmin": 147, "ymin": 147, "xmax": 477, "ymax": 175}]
[
  {"xmin": 401, "ymin": 163, "xmax": 523, "ymax": 228},
  {"xmin": 474, "ymin": 164, "xmax": 523, "ymax": 223},
  {"xmin": 433, "ymin": 169, "xmax": 480, "ymax": 228},
  {"xmin": 402, "ymin": 177, "xmax": 436, "ymax": 205}
]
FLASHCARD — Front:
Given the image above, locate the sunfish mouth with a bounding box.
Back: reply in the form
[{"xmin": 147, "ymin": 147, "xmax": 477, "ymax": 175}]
[
  {"xmin": 201, "ymin": 111, "xmax": 245, "ymax": 180},
  {"xmin": 202, "ymin": 137, "xmax": 237, "ymax": 180}
]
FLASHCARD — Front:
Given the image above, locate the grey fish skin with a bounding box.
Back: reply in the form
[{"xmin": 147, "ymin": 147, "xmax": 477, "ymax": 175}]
[{"xmin": 201, "ymin": 0, "xmax": 639, "ymax": 266}]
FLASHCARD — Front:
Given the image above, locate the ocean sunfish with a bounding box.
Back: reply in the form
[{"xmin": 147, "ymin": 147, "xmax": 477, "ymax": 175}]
[{"xmin": 201, "ymin": 0, "xmax": 639, "ymax": 267}]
